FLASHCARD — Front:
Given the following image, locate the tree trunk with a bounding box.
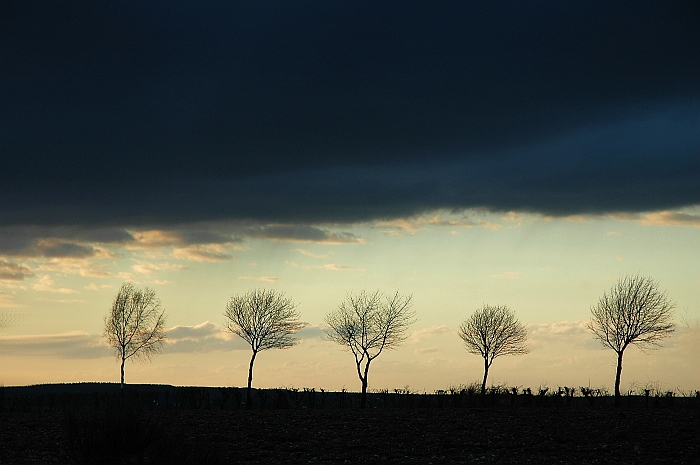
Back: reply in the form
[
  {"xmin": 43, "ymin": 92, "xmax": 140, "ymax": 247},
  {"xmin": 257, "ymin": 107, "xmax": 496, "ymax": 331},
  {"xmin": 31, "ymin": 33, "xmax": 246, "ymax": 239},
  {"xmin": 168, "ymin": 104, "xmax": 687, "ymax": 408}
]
[
  {"xmin": 359, "ymin": 360, "xmax": 371, "ymax": 409},
  {"xmin": 246, "ymin": 350, "xmax": 257, "ymax": 409},
  {"xmin": 614, "ymin": 350, "xmax": 624, "ymax": 407},
  {"xmin": 481, "ymin": 358, "xmax": 490, "ymax": 396},
  {"xmin": 120, "ymin": 356, "xmax": 125, "ymax": 390},
  {"xmin": 120, "ymin": 355, "xmax": 126, "ymax": 409}
]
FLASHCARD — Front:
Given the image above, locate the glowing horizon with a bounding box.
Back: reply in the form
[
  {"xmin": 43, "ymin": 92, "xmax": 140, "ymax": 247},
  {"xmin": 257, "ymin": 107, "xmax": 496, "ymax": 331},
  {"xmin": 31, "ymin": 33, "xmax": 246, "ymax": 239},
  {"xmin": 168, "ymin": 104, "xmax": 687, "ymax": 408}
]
[{"xmin": 2, "ymin": 210, "xmax": 698, "ymax": 394}]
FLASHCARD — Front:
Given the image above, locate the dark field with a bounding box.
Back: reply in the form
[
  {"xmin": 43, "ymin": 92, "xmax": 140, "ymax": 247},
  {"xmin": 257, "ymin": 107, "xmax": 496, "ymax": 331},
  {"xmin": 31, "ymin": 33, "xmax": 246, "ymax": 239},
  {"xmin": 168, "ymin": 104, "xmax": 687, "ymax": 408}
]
[
  {"xmin": 2, "ymin": 408, "xmax": 700, "ymax": 464},
  {"xmin": 1, "ymin": 385, "xmax": 699, "ymax": 464}
]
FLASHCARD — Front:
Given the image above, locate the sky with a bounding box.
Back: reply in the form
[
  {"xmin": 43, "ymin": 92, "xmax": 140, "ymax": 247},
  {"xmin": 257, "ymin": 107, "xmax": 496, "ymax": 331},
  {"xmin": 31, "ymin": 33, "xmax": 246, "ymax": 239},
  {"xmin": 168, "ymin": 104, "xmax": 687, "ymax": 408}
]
[{"xmin": 1, "ymin": 1, "xmax": 699, "ymax": 393}]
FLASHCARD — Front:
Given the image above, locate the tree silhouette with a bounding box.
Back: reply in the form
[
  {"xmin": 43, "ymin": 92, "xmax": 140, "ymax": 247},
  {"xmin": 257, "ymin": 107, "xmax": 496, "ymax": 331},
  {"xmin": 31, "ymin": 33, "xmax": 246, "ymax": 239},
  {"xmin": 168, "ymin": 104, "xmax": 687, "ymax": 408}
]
[
  {"xmin": 223, "ymin": 288, "xmax": 304, "ymax": 408},
  {"xmin": 458, "ymin": 304, "xmax": 529, "ymax": 395},
  {"xmin": 325, "ymin": 290, "xmax": 415, "ymax": 408},
  {"xmin": 103, "ymin": 282, "xmax": 167, "ymax": 392},
  {"xmin": 588, "ymin": 274, "xmax": 675, "ymax": 406}
]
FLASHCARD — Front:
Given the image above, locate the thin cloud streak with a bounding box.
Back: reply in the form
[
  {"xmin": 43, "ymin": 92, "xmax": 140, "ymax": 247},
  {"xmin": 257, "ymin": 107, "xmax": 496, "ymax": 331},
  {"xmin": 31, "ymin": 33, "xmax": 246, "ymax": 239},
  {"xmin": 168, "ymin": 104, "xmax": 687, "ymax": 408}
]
[
  {"xmin": 32, "ymin": 275, "xmax": 79, "ymax": 294},
  {"xmin": 377, "ymin": 213, "xmax": 502, "ymax": 235},
  {"xmin": 0, "ymin": 291, "xmax": 18, "ymax": 307},
  {"xmin": 165, "ymin": 321, "xmax": 326, "ymax": 354},
  {"xmin": 0, "ymin": 332, "xmax": 108, "ymax": 359},
  {"xmin": 410, "ymin": 325, "xmax": 452, "ymax": 344},
  {"xmin": 131, "ymin": 262, "xmax": 187, "ymax": 275},
  {"xmin": 296, "ymin": 249, "xmax": 333, "ymax": 259},
  {"xmin": 0, "ymin": 321, "xmax": 327, "ymax": 358},
  {"xmin": 0, "ymin": 260, "xmax": 33, "ymax": 281},
  {"xmin": 171, "ymin": 244, "xmax": 234, "ymax": 262},
  {"xmin": 244, "ymin": 225, "xmax": 364, "ymax": 244},
  {"xmin": 638, "ymin": 211, "xmax": 700, "ymax": 228},
  {"xmin": 492, "ymin": 272, "xmax": 521, "ymax": 280},
  {"xmin": 238, "ymin": 276, "xmax": 278, "ymax": 283},
  {"xmin": 286, "ymin": 261, "xmax": 366, "ymax": 272},
  {"xmin": 164, "ymin": 321, "xmax": 248, "ymax": 354}
]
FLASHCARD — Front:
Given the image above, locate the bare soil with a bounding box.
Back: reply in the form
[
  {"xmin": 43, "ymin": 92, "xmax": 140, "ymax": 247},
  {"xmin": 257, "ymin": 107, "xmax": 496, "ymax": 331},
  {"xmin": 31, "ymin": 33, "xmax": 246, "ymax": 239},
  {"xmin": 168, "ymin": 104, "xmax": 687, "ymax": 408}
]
[{"xmin": 1, "ymin": 407, "xmax": 698, "ymax": 464}]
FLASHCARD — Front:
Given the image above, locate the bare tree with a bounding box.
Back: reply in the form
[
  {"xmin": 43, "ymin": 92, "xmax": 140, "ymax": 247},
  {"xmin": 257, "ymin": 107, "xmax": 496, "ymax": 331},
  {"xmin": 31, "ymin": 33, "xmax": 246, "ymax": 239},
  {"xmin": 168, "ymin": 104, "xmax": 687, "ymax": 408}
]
[
  {"xmin": 325, "ymin": 290, "xmax": 415, "ymax": 408},
  {"xmin": 223, "ymin": 288, "xmax": 304, "ymax": 408},
  {"xmin": 458, "ymin": 304, "xmax": 529, "ymax": 395},
  {"xmin": 588, "ymin": 274, "xmax": 675, "ymax": 406},
  {"xmin": 103, "ymin": 282, "xmax": 167, "ymax": 392}
]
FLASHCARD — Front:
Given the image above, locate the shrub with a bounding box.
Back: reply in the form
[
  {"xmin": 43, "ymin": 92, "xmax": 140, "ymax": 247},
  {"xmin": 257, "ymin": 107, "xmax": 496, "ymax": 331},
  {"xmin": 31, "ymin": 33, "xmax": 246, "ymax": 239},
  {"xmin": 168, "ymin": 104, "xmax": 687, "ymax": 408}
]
[{"xmin": 218, "ymin": 387, "xmax": 234, "ymax": 410}]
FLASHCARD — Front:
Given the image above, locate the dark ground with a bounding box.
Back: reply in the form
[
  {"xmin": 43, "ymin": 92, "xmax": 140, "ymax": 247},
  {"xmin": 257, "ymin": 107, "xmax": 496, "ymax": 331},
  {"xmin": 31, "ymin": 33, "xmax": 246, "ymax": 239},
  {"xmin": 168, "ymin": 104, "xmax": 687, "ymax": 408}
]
[{"xmin": 1, "ymin": 407, "xmax": 699, "ymax": 464}]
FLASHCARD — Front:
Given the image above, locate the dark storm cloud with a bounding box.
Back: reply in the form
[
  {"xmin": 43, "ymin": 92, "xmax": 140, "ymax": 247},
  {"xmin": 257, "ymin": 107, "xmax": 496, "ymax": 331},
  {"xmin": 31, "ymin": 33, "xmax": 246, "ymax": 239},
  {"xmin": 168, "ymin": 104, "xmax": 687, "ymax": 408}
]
[{"xmin": 2, "ymin": 1, "xmax": 698, "ymax": 227}]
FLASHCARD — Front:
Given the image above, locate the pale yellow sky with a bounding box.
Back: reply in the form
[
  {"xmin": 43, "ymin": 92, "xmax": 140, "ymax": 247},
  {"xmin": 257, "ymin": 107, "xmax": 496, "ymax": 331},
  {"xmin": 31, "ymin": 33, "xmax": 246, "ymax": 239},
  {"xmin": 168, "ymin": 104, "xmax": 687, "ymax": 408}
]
[{"xmin": 1, "ymin": 209, "xmax": 699, "ymax": 394}]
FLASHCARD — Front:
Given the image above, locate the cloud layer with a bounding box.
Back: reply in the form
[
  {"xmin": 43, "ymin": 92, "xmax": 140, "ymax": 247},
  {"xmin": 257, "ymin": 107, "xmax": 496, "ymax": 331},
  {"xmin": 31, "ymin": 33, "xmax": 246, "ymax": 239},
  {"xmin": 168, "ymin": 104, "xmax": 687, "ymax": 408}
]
[
  {"xmin": 0, "ymin": 321, "xmax": 329, "ymax": 358},
  {"xmin": 1, "ymin": 2, "xmax": 698, "ymax": 228}
]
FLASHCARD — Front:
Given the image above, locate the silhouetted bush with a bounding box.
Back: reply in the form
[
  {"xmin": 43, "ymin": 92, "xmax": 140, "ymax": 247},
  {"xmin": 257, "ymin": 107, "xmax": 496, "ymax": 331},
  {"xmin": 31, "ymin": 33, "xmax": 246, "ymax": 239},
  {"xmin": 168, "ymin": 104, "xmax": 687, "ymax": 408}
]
[
  {"xmin": 174, "ymin": 387, "xmax": 210, "ymax": 410},
  {"xmin": 273, "ymin": 389, "xmax": 291, "ymax": 409},
  {"xmin": 287, "ymin": 387, "xmax": 303, "ymax": 408},
  {"xmin": 4, "ymin": 383, "xmax": 699, "ymax": 415},
  {"xmin": 394, "ymin": 386, "xmax": 416, "ymax": 408},
  {"xmin": 318, "ymin": 388, "xmax": 329, "ymax": 408},
  {"xmin": 304, "ymin": 387, "xmax": 316, "ymax": 408},
  {"xmin": 218, "ymin": 387, "xmax": 234, "ymax": 410},
  {"xmin": 335, "ymin": 388, "xmax": 351, "ymax": 408}
]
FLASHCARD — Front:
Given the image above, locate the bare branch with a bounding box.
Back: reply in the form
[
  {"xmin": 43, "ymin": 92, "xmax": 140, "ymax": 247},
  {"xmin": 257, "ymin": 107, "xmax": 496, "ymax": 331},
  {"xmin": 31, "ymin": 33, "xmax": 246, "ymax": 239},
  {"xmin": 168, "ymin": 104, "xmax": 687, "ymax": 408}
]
[
  {"xmin": 587, "ymin": 274, "xmax": 675, "ymax": 405},
  {"xmin": 325, "ymin": 290, "xmax": 416, "ymax": 408},
  {"xmin": 223, "ymin": 288, "xmax": 303, "ymax": 352},
  {"xmin": 223, "ymin": 288, "xmax": 304, "ymax": 406},
  {"xmin": 588, "ymin": 274, "xmax": 675, "ymax": 353},
  {"xmin": 458, "ymin": 304, "xmax": 529, "ymax": 395},
  {"xmin": 103, "ymin": 282, "xmax": 167, "ymax": 387}
]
